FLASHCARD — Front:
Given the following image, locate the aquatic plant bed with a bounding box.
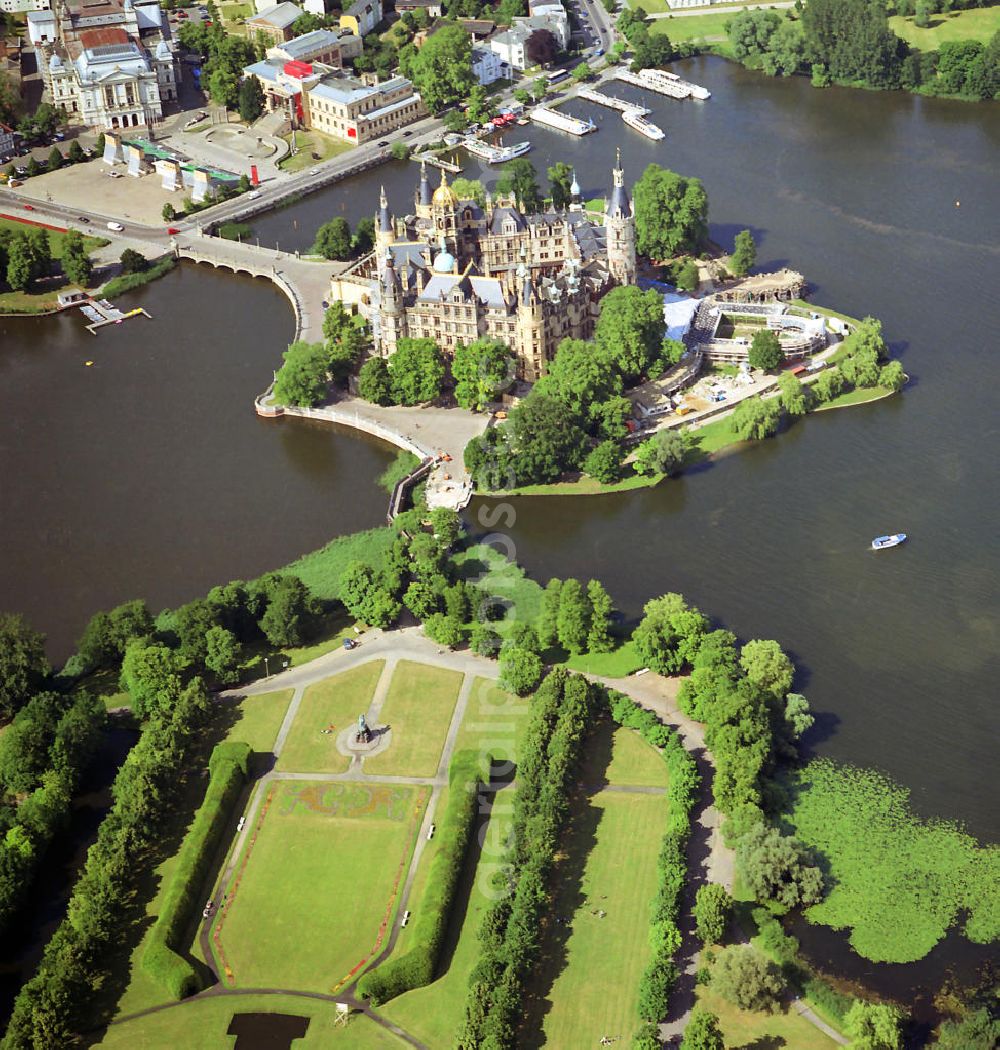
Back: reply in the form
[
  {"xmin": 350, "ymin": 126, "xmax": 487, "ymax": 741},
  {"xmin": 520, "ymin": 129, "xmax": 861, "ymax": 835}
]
[{"xmin": 213, "ymin": 780, "xmax": 428, "ymax": 992}]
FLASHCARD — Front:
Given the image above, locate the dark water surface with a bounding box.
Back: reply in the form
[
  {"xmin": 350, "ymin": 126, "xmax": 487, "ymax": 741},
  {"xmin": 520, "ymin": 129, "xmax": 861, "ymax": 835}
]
[{"xmin": 0, "ymin": 264, "xmax": 393, "ymax": 660}]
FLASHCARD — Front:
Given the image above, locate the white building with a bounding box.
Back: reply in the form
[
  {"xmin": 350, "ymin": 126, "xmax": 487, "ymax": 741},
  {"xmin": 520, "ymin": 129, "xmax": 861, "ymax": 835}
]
[
  {"xmin": 471, "ymin": 44, "xmax": 508, "ymax": 86},
  {"xmin": 0, "ymin": 0, "xmax": 49, "ymax": 14},
  {"xmin": 489, "ymin": 9, "xmax": 569, "ymax": 70},
  {"xmin": 341, "ymin": 0, "xmax": 382, "ymax": 36},
  {"xmin": 27, "ymin": 8, "xmax": 58, "ymax": 45},
  {"xmin": 35, "ymin": 0, "xmax": 177, "ymax": 130}
]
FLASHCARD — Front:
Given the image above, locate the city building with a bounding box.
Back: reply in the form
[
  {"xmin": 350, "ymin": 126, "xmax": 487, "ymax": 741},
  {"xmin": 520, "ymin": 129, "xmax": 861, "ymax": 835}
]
[
  {"xmin": 489, "ymin": 8, "xmax": 569, "ymax": 71},
  {"xmin": 0, "ymin": 0, "xmax": 49, "ymax": 14},
  {"xmin": 394, "ymin": 0, "xmax": 443, "ymax": 17},
  {"xmin": 0, "ymin": 122, "xmax": 15, "ymax": 162},
  {"xmin": 246, "ymin": 2, "xmax": 304, "ymax": 45},
  {"xmin": 330, "ymin": 156, "xmax": 637, "ymax": 380},
  {"xmin": 243, "ymin": 56, "xmax": 424, "ymax": 141},
  {"xmin": 339, "ymin": 0, "xmax": 383, "ymax": 37},
  {"xmin": 266, "ymin": 27, "xmax": 361, "ymax": 67},
  {"xmin": 33, "ymin": 0, "xmax": 178, "ymax": 130},
  {"xmin": 471, "ymin": 44, "xmax": 509, "ymax": 86}
]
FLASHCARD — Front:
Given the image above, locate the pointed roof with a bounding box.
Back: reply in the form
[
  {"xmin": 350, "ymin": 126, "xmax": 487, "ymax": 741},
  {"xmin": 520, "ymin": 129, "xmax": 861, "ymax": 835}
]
[
  {"xmin": 418, "ymin": 159, "xmax": 432, "ymax": 207},
  {"xmin": 607, "ymin": 148, "xmax": 630, "ymax": 220},
  {"xmin": 377, "ymin": 185, "xmax": 392, "ymax": 232}
]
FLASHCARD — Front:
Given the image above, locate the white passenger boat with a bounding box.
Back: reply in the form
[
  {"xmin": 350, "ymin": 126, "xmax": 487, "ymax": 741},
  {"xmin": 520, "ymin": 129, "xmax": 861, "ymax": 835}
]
[
  {"xmin": 622, "ymin": 109, "xmax": 665, "ymax": 140},
  {"xmin": 462, "ymin": 138, "xmax": 532, "ymax": 163}
]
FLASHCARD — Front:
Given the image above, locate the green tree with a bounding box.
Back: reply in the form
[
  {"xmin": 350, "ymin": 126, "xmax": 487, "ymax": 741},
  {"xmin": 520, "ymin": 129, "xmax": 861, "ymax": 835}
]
[
  {"xmin": 595, "ymin": 286, "xmax": 668, "ymax": 381},
  {"xmin": 681, "ymin": 1010, "xmax": 725, "ymax": 1050},
  {"xmin": 534, "ymin": 338, "xmax": 623, "ymax": 434},
  {"xmin": 118, "ymin": 642, "xmax": 184, "ymax": 720},
  {"xmin": 339, "ymin": 562, "xmax": 401, "ymax": 628},
  {"xmin": 451, "ymin": 177, "xmax": 486, "ymax": 206},
  {"xmin": 162, "ymin": 202, "xmax": 177, "ymax": 223},
  {"xmin": 748, "ymin": 329, "xmax": 783, "ymax": 371},
  {"xmin": 312, "ymin": 217, "xmax": 353, "ymax": 260},
  {"xmin": 208, "ymin": 67, "xmax": 240, "ymax": 108},
  {"xmin": 358, "ymin": 357, "xmax": 393, "ymax": 405},
  {"xmin": 507, "ymin": 393, "xmax": 588, "ymax": 483},
  {"xmin": 466, "ymin": 84, "xmax": 496, "ymax": 124},
  {"xmin": 586, "ymin": 579, "xmax": 614, "ymax": 653},
  {"xmin": 0, "ymin": 717, "xmax": 51, "ymax": 794},
  {"xmin": 498, "ymin": 646, "xmax": 543, "ymax": 695},
  {"xmin": 537, "ymin": 578, "xmax": 562, "ymax": 648},
  {"xmin": 633, "ymin": 428, "xmax": 689, "ymax": 477},
  {"xmin": 730, "ymin": 397, "xmax": 782, "ymax": 441},
  {"xmin": 584, "ymin": 440, "xmax": 624, "ymax": 484},
  {"xmin": 801, "ymin": 0, "xmax": 904, "ymax": 89},
  {"xmin": 67, "ymin": 140, "xmax": 85, "ymax": 164},
  {"xmin": 740, "ymin": 639, "xmax": 794, "ymax": 699},
  {"xmin": 736, "ymin": 823, "xmax": 824, "ymax": 911},
  {"xmin": 633, "ymin": 163, "xmax": 709, "ymax": 260},
  {"xmin": 811, "ymin": 367, "xmax": 845, "ymax": 402},
  {"xmin": 408, "ymin": 23, "xmax": 475, "ymax": 112},
  {"xmin": 259, "ymin": 576, "xmax": 318, "ymax": 647},
  {"xmin": 694, "ymin": 884, "xmax": 733, "ymax": 945},
  {"xmin": 547, "ymin": 161, "xmax": 575, "ymax": 210},
  {"xmin": 389, "ymin": 338, "xmax": 445, "ymax": 405},
  {"xmin": 119, "ymin": 248, "xmax": 148, "ymax": 274},
  {"xmin": 676, "ymin": 257, "xmax": 700, "ymax": 293},
  {"xmin": 322, "ymin": 301, "xmax": 366, "ymax": 380},
  {"xmin": 46, "ymin": 146, "xmax": 63, "ymax": 171},
  {"xmin": 352, "ymin": 216, "xmax": 375, "ymax": 257},
  {"xmin": 0, "ymin": 614, "xmax": 49, "ymax": 724},
  {"xmin": 711, "ymin": 944, "xmax": 785, "ymax": 1013},
  {"xmin": 60, "ymin": 229, "xmax": 92, "ymax": 287},
  {"xmin": 633, "ymin": 592, "xmax": 707, "ymax": 675},
  {"xmin": 238, "ymin": 76, "xmax": 265, "ymax": 123},
  {"xmin": 571, "ymin": 61, "xmax": 591, "ymax": 83},
  {"xmin": 6, "ymin": 238, "xmax": 33, "ymax": 292},
  {"xmin": 934, "ymin": 1006, "xmax": 1000, "ymax": 1050},
  {"xmin": 273, "ymin": 340, "xmax": 331, "ymax": 407},
  {"xmin": 878, "ymin": 360, "xmax": 905, "ymax": 393},
  {"xmin": 556, "ymin": 578, "xmax": 590, "ymax": 654},
  {"xmin": 204, "ymin": 625, "xmax": 242, "ymax": 683},
  {"xmin": 452, "ymin": 337, "xmax": 514, "ymax": 410},
  {"xmin": 504, "ymin": 158, "xmax": 541, "ymax": 213},
  {"xmin": 404, "ymin": 580, "xmax": 440, "ymax": 621},
  {"xmin": 843, "ymin": 1000, "xmax": 906, "ymax": 1049},
  {"xmin": 783, "ymin": 693, "xmax": 814, "ymax": 743},
  {"xmin": 730, "ymin": 229, "xmax": 757, "ymax": 276},
  {"xmin": 778, "ymin": 370, "xmax": 808, "ymax": 415},
  {"xmin": 424, "ymin": 612, "xmax": 465, "ymax": 648}
]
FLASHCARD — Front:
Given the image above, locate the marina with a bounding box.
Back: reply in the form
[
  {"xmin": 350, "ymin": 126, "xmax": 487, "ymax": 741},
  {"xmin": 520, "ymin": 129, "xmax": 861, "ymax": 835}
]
[
  {"xmin": 576, "ymin": 87, "xmax": 651, "ymax": 115},
  {"xmin": 78, "ymin": 299, "xmax": 151, "ymax": 334},
  {"xmin": 613, "ymin": 68, "xmax": 712, "ymax": 100},
  {"xmin": 622, "ymin": 109, "xmax": 665, "ymax": 140},
  {"xmin": 529, "ymin": 106, "xmax": 598, "ymax": 136}
]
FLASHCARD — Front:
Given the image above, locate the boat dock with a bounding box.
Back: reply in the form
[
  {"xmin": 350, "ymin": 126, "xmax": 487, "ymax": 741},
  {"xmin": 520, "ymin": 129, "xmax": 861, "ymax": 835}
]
[
  {"xmin": 576, "ymin": 87, "xmax": 650, "ymax": 115},
  {"xmin": 461, "ymin": 138, "xmax": 532, "ymax": 164},
  {"xmin": 79, "ymin": 298, "xmax": 151, "ymax": 334},
  {"xmin": 613, "ymin": 68, "xmax": 712, "ymax": 101},
  {"xmin": 529, "ymin": 106, "xmax": 597, "ymax": 136},
  {"xmin": 413, "ymin": 153, "xmax": 462, "ymax": 173}
]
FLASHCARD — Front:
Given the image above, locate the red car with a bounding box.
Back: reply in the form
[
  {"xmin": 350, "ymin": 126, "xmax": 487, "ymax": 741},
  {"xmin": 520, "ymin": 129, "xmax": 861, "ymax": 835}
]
[
  {"xmin": 166, "ymin": 226, "xmax": 180, "ymax": 234},
  {"xmin": 23, "ymin": 204, "xmax": 35, "ymax": 211}
]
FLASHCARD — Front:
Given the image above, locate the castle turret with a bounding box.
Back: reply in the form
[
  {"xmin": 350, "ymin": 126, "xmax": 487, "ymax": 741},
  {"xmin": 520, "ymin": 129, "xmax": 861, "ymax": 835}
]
[
  {"xmin": 605, "ymin": 149, "xmax": 636, "ymax": 286},
  {"xmin": 415, "ymin": 159, "xmax": 433, "ymax": 220},
  {"xmin": 378, "ymin": 252, "xmax": 406, "ymax": 357},
  {"xmin": 569, "ymin": 169, "xmax": 583, "ymax": 212},
  {"xmin": 431, "ymin": 169, "xmax": 460, "ymax": 257},
  {"xmin": 515, "ymin": 258, "xmax": 546, "ymax": 381}
]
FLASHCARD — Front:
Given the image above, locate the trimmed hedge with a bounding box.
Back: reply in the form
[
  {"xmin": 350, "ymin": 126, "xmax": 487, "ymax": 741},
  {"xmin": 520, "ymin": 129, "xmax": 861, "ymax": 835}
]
[
  {"xmin": 603, "ymin": 689, "xmax": 700, "ymax": 1026},
  {"xmin": 142, "ymin": 740, "xmax": 251, "ymax": 1000},
  {"xmin": 357, "ymin": 749, "xmax": 487, "ymax": 1005}
]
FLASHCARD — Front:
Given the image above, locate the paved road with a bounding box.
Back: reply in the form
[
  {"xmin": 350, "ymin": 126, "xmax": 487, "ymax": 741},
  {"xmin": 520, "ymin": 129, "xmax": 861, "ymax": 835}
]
[{"xmin": 648, "ymin": 0, "xmax": 794, "ymax": 16}]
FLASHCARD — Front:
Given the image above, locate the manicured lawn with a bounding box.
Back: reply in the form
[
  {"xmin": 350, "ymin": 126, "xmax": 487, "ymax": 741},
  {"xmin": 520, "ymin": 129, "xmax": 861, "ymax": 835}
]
[
  {"xmin": 216, "ymin": 780, "xmax": 428, "ymax": 992},
  {"xmin": 96, "ymin": 992, "xmax": 407, "ymax": 1048},
  {"xmin": 789, "ymin": 298, "xmax": 861, "ymax": 326},
  {"xmin": 525, "ymin": 791, "xmax": 669, "ymax": 1047},
  {"xmin": 453, "ymin": 543, "xmax": 544, "ymax": 637},
  {"xmin": 687, "ymin": 414, "xmax": 742, "ymax": 457},
  {"xmin": 450, "ymin": 676, "xmax": 531, "ymax": 768},
  {"xmin": 489, "ymin": 471, "xmax": 663, "ymax": 497},
  {"xmin": 694, "ymin": 982, "xmax": 839, "ymax": 1049},
  {"xmin": 276, "ymin": 661, "xmax": 385, "ymax": 773},
  {"xmin": 0, "ymin": 216, "xmax": 108, "ymax": 256},
  {"xmin": 564, "ymin": 640, "xmax": 644, "ymax": 678},
  {"xmin": 364, "ymin": 661, "xmax": 465, "ymax": 777},
  {"xmin": 577, "ymin": 714, "xmax": 670, "ymax": 789},
  {"xmin": 815, "ymin": 385, "xmax": 895, "ymax": 410},
  {"xmin": 889, "ymin": 6, "xmax": 1000, "ymax": 50},
  {"xmin": 280, "ymin": 131, "xmax": 355, "ymax": 172},
  {"xmin": 649, "ymin": 10, "xmax": 738, "ymax": 49},
  {"xmin": 218, "ymin": 688, "xmax": 294, "ymax": 755}
]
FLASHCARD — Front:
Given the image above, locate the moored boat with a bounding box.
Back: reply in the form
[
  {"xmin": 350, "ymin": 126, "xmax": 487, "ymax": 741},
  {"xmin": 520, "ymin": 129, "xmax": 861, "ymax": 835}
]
[
  {"xmin": 622, "ymin": 109, "xmax": 665, "ymax": 140},
  {"xmin": 871, "ymin": 533, "xmax": 907, "ymax": 550}
]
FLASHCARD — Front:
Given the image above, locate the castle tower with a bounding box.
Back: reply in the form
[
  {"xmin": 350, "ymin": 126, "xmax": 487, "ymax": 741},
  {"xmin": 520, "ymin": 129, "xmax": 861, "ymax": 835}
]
[
  {"xmin": 569, "ymin": 169, "xmax": 583, "ymax": 212},
  {"xmin": 415, "ymin": 160, "xmax": 433, "ymax": 221},
  {"xmin": 605, "ymin": 149, "xmax": 636, "ymax": 286},
  {"xmin": 431, "ymin": 169, "xmax": 460, "ymax": 257},
  {"xmin": 375, "ymin": 186, "xmax": 393, "ymax": 269},
  {"xmin": 515, "ymin": 261, "xmax": 546, "ymax": 381},
  {"xmin": 378, "ymin": 252, "xmax": 406, "ymax": 357}
]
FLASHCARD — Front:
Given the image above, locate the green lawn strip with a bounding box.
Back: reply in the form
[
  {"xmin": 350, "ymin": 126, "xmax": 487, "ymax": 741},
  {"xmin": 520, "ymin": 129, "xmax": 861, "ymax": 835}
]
[
  {"xmin": 450, "ymin": 676, "xmax": 531, "ymax": 765},
  {"xmin": 95, "ymin": 992, "xmax": 406, "ymax": 1048},
  {"xmin": 694, "ymin": 981, "xmax": 839, "ymax": 1048},
  {"xmin": 216, "ymin": 689, "xmax": 294, "ymax": 755},
  {"xmin": 0, "ymin": 216, "xmax": 108, "ymax": 256},
  {"xmin": 889, "ymin": 6, "xmax": 1000, "ymax": 50},
  {"xmin": 605, "ymin": 723, "xmax": 671, "ymax": 789},
  {"xmin": 527, "ymin": 791, "xmax": 668, "ymax": 1047},
  {"xmin": 235, "ymin": 610, "xmax": 358, "ymax": 681},
  {"xmin": 76, "ymin": 666, "xmax": 132, "ymax": 712},
  {"xmin": 217, "ymin": 780, "xmax": 428, "ymax": 992},
  {"xmin": 275, "ymin": 660, "xmax": 385, "ymax": 773},
  {"xmin": 100, "ymin": 255, "xmax": 176, "ymax": 298},
  {"xmin": 788, "ymin": 298, "xmax": 862, "ymax": 326},
  {"xmin": 280, "ymin": 131, "xmax": 355, "ymax": 172},
  {"xmin": 814, "ymin": 385, "xmax": 894, "ymax": 410},
  {"xmin": 378, "ymin": 450, "xmax": 421, "ymax": 494},
  {"xmin": 484, "ymin": 470, "xmax": 663, "ymax": 497},
  {"xmin": 787, "ymin": 759, "xmax": 1000, "ymax": 963},
  {"xmin": 452, "ymin": 543, "xmax": 544, "ymax": 637},
  {"xmin": 563, "ymin": 639, "xmax": 643, "ymax": 679},
  {"xmin": 364, "ymin": 661, "xmax": 465, "ymax": 777},
  {"xmin": 649, "ymin": 11, "xmax": 737, "ymax": 49},
  {"xmin": 284, "ymin": 525, "xmax": 398, "ymax": 601}
]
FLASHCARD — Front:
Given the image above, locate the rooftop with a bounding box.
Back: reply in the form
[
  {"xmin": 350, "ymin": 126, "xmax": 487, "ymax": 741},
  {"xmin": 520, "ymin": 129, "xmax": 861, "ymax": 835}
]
[
  {"xmin": 277, "ymin": 27, "xmax": 344, "ymax": 57},
  {"xmin": 248, "ymin": 2, "xmax": 304, "ymax": 29}
]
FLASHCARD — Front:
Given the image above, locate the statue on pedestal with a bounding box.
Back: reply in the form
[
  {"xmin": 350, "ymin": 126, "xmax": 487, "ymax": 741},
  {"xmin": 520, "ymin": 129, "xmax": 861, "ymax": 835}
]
[{"xmin": 356, "ymin": 713, "xmax": 373, "ymax": 745}]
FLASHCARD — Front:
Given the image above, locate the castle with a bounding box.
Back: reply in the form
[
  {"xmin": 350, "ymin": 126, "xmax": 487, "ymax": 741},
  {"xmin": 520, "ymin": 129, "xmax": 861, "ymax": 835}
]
[{"xmin": 332, "ymin": 153, "xmax": 637, "ymax": 381}]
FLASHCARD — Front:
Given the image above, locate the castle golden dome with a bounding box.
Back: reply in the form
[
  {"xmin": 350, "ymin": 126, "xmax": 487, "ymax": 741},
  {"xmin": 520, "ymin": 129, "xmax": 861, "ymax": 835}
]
[{"xmin": 432, "ymin": 170, "xmax": 458, "ymax": 209}]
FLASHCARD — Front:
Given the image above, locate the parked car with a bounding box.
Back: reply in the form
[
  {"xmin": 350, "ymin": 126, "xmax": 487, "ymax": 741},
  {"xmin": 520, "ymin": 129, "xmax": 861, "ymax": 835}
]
[
  {"xmin": 107, "ymin": 170, "xmax": 122, "ymax": 179},
  {"xmin": 76, "ymin": 215, "xmax": 91, "ymax": 223},
  {"xmin": 23, "ymin": 203, "xmax": 35, "ymax": 211},
  {"xmin": 166, "ymin": 226, "xmax": 180, "ymax": 234},
  {"xmin": 107, "ymin": 221, "xmax": 124, "ymax": 231}
]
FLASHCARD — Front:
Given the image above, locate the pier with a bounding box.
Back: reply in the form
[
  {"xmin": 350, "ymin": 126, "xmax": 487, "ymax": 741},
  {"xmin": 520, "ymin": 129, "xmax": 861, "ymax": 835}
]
[
  {"xmin": 576, "ymin": 87, "xmax": 650, "ymax": 115},
  {"xmin": 613, "ymin": 68, "xmax": 712, "ymax": 101},
  {"xmin": 79, "ymin": 299, "xmax": 152, "ymax": 334},
  {"xmin": 413, "ymin": 153, "xmax": 462, "ymax": 173},
  {"xmin": 529, "ymin": 106, "xmax": 597, "ymax": 136}
]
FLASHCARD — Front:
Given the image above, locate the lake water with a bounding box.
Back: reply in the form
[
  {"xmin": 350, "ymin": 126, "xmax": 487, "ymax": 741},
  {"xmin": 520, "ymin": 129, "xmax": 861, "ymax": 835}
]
[{"xmin": 2, "ymin": 55, "xmax": 997, "ymax": 1004}]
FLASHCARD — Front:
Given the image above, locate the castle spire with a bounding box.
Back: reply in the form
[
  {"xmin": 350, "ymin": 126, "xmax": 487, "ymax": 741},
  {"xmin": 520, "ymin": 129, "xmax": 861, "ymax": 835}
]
[{"xmin": 378, "ymin": 185, "xmax": 392, "ymax": 232}]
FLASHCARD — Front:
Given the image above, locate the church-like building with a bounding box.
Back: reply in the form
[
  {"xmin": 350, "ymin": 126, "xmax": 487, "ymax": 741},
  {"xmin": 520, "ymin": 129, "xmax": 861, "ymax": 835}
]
[{"xmin": 331, "ymin": 153, "xmax": 637, "ymax": 381}]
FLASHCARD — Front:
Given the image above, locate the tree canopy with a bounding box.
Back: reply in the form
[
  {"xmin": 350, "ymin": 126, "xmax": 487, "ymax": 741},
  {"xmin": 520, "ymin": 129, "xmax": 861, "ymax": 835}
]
[
  {"xmin": 632, "ymin": 163, "xmax": 709, "ymax": 260},
  {"xmin": 403, "ymin": 24, "xmax": 475, "ymax": 112},
  {"xmin": 452, "ymin": 338, "xmax": 514, "ymax": 411}
]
